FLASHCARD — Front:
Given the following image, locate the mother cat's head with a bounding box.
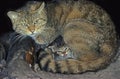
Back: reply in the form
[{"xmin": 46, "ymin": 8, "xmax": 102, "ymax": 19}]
[{"xmin": 7, "ymin": 1, "xmax": 47, "ymax": 36}]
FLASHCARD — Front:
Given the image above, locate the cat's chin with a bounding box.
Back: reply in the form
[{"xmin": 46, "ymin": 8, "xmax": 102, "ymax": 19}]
[
  {"xmin": 28, "ymin": 34, "xmax": 39, "ymax": 42},
  {"xmin": 28, "ymin": 34, "xmax": 48, "ymax": 46}
]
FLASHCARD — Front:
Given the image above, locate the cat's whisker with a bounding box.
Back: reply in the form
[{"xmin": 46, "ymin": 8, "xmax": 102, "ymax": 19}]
[
  {"xmin": 8, "ymin": 35, "xmax": 25, "ymax": 50},
  {"xmin": 18, "ymin": 35, "xmax": 29, "ymax": 42},
  {"xmin": 10, "ymin": 34, "xmax": 23, "ymax": 44}
]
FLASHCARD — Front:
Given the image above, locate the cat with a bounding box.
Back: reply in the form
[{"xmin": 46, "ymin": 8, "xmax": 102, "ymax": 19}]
[
  {"xmin": 47, "ymin": 36, "xmax": 75, "ymax": 60},
  {"xmin": 49, "ymin": 45, "xmax": 75, "ymax": 61},
  {"xmin": 7, "ymin": 0, "xmax": 118, "ymax": 74}
]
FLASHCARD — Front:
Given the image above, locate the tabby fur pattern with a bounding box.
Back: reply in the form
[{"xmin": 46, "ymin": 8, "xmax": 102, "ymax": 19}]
[{"xmin": 7, "ymin": 0, "xmax": 118, "ymax": 74}]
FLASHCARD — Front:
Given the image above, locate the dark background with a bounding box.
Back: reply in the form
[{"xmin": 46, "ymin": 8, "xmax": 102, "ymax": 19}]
[{"xmin": 0, "ymin": 0, "xmax": 120, "ymax": 36}]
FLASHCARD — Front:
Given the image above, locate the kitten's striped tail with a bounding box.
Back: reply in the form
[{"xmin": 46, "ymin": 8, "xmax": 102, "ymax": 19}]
[{"xmin": 37, "ymin": 47, "xmax": 116, "ymax": 74}]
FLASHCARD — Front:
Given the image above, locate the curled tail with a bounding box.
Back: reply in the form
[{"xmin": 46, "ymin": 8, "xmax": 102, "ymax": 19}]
[{"xmin": 37, "ymin": 45, "xmax": 117, "ymax": 74}]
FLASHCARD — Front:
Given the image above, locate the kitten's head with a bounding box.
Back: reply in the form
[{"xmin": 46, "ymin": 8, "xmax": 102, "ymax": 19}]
[{"xmin": 7, "ymin": 1, "xmax": 47, "ymax": 36}]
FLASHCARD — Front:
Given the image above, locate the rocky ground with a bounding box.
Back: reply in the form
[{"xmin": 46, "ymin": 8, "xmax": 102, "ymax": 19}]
[{"xmin": 0, "ymin": 47, "xmax": 120, "ymax": 79}]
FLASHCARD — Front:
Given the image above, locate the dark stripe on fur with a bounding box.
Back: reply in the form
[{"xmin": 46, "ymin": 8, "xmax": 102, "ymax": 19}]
[
  {"xmin": 42, "ymin": 59, "xmax": 51, "ymax": 71},
  {"xmin": 55, "ymin": 62, "xmax": 61, "ymax": 73},
  {"xmin": 66, "ymin": 60, "xmax": 72, "ymax": 73},
  {"xmin": 38, "ymin": 52, "xmax": 49, "ymax": 69},
  {"xmin": 38, "ymin": 52, "xmax": 49, "ymax": 61}
]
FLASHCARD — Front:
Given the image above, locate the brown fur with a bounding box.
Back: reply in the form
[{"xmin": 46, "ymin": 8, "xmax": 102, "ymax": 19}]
[{"xmin": 7, "ymin": 0, "xmax": 118, "ymax": 74}]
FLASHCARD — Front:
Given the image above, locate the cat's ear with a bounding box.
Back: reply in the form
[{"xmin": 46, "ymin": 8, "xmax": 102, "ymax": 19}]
[
  {"xmin": 7, "ymin": 11, "xmax": 19, "ymax": 20},
  {"xmin": 37, "ymin": 2, "xmax": 45, "ymax": 13}
]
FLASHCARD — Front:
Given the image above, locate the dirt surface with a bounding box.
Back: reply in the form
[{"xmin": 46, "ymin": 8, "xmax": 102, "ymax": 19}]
[{"xmin": 0, "ymin": 47, "xmax": 120, "ymax": 79}]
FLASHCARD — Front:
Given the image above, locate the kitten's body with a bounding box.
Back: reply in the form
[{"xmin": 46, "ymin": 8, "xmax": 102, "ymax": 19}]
[{"xmin": 7, "ymin": 0, "xmax": 118, "ymax": 74}]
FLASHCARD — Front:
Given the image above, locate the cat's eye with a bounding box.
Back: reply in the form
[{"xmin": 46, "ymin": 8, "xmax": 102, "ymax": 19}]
[
  {"xmin": 19, "ymin": 30, "xmax": 22, "ymax": 33},
  {"xmin": 33, "ymin": 18, "xmax": 46, "ymax": 25},
  {"xmin": 20, "ymin": 19, "xmax": 29, "ymax": 26},
  {"xmin": 64, "ymin": 48, "xmax": 68, "ymax": 51}
]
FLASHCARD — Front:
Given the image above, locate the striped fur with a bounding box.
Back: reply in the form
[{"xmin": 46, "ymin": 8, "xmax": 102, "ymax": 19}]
[
  {"xmin": 7, "ymin": 0, "xmax": 118, "ymax": 74},
  {"xmin": 37, "ymin": 47, "xmax": 116, "ymax": 74}
]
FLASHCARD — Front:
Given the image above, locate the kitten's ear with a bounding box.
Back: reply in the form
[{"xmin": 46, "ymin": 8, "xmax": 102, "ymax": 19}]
[
  {"xmin": 37, "ymin": 2, "xmax": 45, "ymax": 13},
  {"xmin": 7, "ymin": 11, "xmax": 19, "ymax": 20}
]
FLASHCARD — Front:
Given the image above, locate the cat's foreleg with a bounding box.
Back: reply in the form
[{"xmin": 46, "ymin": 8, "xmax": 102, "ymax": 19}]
[{"xmin": 6, "ymin": 35, "xmax": 36, "ymax": 68}]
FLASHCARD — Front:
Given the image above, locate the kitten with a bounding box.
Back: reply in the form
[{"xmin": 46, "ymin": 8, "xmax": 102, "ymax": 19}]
[
  {"xmin": 48, "ymin": 44, "xmax": 75, "ymax": 60},
  {"xmin": 7, "ymin": 0, "xmax": 118, "ymax": 74}
]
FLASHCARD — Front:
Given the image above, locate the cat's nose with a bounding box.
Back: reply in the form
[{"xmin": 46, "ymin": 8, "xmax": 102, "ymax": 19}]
[{"xmin": 28, "ymin": 26, "xmax": 35, "ymax": 33}]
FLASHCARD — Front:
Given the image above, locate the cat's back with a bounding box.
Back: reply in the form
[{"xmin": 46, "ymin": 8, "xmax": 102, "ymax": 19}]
[{"xmin": 47, "ymin": 0, "xmax": 114, "ymax": 28}]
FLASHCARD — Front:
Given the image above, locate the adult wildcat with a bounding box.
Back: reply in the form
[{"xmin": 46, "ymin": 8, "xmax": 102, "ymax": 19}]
[{"xmin": 7, "ymin": 0, "xmax": 118, "ymax": 74}]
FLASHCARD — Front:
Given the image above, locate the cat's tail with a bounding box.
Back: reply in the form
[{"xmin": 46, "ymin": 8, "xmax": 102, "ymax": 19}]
[{"xmin": 37, "ymin": 46, "xmax": 117, "ymax": 74}]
